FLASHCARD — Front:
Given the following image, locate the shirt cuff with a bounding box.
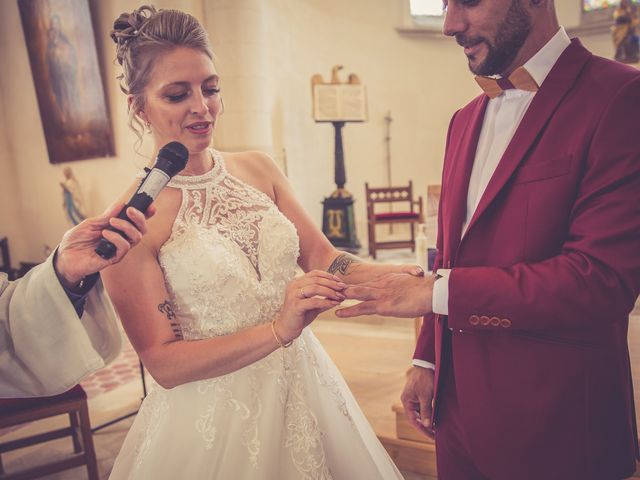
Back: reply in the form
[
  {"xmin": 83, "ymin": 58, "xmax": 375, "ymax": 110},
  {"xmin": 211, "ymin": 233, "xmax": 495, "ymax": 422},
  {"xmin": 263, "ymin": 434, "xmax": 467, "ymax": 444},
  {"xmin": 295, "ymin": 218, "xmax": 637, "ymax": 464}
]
[
  {"xmin": 51, "ymin": 246, "xmax": 100, "ymax": 317},
  {"xmin": 432, "ymin": 268, "xmax": 451, "ymax": 315},
  {"xmin": 412, "ymin": 359, "xmax": 436, "ymax": 370},
  {"xmin": 62, "ymin": 272, "xmax": 99, "ymax": 317}
]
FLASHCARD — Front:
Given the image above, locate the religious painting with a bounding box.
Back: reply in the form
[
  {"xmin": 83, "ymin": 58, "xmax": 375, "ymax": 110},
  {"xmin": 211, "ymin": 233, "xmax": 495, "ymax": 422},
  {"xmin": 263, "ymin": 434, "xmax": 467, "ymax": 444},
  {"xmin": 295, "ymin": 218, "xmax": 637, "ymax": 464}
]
[{"xmin": 18, "ymin": 0, "xmax": 114, "ymax": 164}]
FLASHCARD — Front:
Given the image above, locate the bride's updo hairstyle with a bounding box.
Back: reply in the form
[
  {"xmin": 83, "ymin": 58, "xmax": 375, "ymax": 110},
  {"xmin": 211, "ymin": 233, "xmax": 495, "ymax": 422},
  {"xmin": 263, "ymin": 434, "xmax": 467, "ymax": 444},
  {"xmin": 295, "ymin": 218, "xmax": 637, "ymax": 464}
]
[{"xmin": 111, "ymin": 5, "xmax": 214, "ymax": 140}]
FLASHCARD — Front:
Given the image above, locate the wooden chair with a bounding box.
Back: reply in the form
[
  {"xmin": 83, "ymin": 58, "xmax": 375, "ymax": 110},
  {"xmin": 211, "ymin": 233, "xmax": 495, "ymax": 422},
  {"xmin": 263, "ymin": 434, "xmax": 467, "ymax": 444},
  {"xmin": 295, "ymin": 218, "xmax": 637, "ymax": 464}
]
[
  {"xmin": 365, "ymin": 181, "xmax": 424, "ymax": 259},
  {"xmin": 0, "ymin": 385, "xmax": 99, "ymax": 480}
]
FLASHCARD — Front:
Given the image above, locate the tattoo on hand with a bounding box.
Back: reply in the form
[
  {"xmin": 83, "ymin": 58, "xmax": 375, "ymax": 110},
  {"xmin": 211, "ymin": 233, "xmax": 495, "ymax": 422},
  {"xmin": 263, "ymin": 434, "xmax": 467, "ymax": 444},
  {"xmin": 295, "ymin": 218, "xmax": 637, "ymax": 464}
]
[
  {"xmin": 158, "ymin": 300, "xmax": 183, "ymax": 339},
  {"xmin": 327, "ymin": 253, "xmax": 362, "ymax": 276}
]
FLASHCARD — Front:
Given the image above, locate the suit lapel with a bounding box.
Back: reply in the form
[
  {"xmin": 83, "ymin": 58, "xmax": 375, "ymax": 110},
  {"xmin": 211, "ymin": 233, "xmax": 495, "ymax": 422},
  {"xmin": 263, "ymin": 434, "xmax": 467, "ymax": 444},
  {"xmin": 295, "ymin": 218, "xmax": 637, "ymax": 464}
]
[
  {"xmin": 447, "ymin": 96, "xmax": 488, "ymax": 261},
  {"xmin": 460, "ymin": 39, "xmax": 592, "ymax": 246}
]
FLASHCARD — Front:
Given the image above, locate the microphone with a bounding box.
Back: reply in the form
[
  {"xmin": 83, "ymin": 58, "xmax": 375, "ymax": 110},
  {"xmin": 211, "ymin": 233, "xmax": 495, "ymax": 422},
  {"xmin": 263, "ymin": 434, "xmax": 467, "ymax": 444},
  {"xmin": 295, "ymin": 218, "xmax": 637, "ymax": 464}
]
[{"xmin": 95, "ymin": 141, "xmax": 189, "ymax": 259}]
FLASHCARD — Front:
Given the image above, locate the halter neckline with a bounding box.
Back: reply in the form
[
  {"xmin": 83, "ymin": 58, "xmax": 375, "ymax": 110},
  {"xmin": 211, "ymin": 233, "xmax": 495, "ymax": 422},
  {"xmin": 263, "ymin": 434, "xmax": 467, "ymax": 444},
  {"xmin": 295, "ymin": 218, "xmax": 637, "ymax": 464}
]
[{"xmin": 167, "ymin": 149, "xmax": 225, "ymax": 188}]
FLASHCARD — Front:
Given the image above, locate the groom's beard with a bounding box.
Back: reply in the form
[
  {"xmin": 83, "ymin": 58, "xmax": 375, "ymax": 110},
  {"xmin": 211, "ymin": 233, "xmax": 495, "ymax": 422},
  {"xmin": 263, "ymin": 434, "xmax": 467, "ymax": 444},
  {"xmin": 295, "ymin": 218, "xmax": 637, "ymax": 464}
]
[{"xmin": 457, "ymin": 0, "xmax": 532, "ymax": 76}]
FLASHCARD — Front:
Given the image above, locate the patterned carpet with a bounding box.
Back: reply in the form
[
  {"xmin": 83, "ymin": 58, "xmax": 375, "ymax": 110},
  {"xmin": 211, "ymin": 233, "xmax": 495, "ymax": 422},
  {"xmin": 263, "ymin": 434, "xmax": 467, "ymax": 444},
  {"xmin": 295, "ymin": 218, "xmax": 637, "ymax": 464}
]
[
  {"xmin": 81, "ymin": 340, "xmax": 144, "ymax": 400},
  {"xmin": 0, "ymin": 333, "xmax": 147, "ymax": 479}
]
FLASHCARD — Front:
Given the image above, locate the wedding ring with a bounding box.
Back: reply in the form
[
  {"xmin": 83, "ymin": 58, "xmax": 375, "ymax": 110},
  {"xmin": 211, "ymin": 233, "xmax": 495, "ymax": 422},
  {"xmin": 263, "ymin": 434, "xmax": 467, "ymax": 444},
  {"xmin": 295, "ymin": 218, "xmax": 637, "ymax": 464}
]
[{"xmin": 300, "ymin": 287, "xmax": 308, "ymax": 299}]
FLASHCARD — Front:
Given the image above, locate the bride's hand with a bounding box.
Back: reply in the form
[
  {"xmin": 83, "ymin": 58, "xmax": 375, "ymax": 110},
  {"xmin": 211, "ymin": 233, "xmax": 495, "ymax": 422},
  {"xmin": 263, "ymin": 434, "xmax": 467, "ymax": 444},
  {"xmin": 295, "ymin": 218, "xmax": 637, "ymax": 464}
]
[{"xmin": 274, "ymin": 270, "xmax": 347, "ymax": 343}]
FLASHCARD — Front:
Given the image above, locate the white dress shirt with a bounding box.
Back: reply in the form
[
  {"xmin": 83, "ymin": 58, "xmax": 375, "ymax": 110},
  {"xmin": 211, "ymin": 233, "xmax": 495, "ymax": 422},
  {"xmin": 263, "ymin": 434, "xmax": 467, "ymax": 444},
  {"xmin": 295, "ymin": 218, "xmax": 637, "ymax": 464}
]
[{"xmin": 414, "ymin": 28, "xmax": 571, "ymax": 370}]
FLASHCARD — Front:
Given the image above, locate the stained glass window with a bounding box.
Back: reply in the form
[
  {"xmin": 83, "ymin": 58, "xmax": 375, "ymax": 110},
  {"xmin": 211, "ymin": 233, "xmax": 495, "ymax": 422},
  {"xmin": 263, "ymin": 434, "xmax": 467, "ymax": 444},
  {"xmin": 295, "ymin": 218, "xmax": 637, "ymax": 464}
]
[{"xmin": 583, "ymin": 0, "xmax": 620, "ymax": 12}]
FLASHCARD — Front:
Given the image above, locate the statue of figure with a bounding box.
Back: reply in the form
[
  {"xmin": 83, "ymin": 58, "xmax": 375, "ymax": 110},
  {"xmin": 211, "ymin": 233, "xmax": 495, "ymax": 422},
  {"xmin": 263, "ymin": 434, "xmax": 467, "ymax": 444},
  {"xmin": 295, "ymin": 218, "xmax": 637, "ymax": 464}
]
[
  {"xmin": 60, "ymin": 167, "xmax": 86, "ymax": 225},
  {"xmin": 612, "ymin": 0, "xmax": 640, "ymax": 64}
]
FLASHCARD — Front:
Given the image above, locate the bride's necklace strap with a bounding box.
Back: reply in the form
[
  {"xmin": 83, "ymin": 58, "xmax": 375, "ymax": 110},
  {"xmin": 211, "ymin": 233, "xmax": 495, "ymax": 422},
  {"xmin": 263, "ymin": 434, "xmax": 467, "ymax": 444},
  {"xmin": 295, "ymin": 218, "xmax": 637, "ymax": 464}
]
[{"xmin": 166, "ymin": 149, "xmax": 225, "ymax": 188}]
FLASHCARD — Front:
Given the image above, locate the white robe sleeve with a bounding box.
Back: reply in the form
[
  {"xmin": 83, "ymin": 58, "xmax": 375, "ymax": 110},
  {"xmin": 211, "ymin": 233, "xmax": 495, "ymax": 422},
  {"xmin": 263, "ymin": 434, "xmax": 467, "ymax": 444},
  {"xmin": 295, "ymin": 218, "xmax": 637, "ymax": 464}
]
[{"xmin": 0, "ymin": 253, "xmax": 121, "ymax": 398}]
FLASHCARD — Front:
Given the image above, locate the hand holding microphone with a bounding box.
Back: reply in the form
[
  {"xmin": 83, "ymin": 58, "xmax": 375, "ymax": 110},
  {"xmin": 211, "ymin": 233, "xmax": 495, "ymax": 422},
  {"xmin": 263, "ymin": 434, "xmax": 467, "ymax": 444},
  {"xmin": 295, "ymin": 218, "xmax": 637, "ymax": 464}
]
[
  {"xmin": 95, "ymin": 141, "xmax": 189, "ymax": 260},
  {"xmin": 55, "ymin": 202, "xmax": 153, "ymax": 289}
]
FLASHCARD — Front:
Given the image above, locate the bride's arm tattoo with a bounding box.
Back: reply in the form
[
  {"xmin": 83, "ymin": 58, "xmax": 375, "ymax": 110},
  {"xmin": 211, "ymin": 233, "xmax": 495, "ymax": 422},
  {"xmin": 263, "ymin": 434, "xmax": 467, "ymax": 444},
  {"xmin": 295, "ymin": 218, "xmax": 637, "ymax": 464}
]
[
  {"xmin": 158, "ymin": 300, "xmax": 183, "ymax": 339},
  {"xmin": 326, "ymin": 253, "xmax": 363, "ymax": 276}
]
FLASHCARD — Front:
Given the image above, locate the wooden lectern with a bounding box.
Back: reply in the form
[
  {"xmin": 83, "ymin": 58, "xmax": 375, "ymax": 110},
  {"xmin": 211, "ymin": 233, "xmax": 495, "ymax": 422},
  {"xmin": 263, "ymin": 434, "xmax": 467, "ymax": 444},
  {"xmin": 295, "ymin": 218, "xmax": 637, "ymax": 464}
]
[{"xmin": 311, "ymin": 66, "xmax": 367, "ymax": 252}]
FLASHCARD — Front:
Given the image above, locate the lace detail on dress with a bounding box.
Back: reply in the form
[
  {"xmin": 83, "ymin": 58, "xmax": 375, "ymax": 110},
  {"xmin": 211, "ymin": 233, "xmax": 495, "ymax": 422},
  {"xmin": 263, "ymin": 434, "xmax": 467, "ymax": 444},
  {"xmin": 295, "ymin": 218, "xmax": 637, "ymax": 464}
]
[
  {"xmin": 131, "ymin": 385, "xmax": 170, "ymax": 477},
  {"xmin": 280, "ymin": 342, "xmax": 334, "ymax": 480},
  {"xmin": 195, "ymin": 373, "xmax": 262, "ymax": 468},
  {"xmin": 166, "ymin": 150, "xmax": 273, "ymax": 281},
  {"xmin": 158, "ymin": 149, "xmax": 300, "ymax": 340}
]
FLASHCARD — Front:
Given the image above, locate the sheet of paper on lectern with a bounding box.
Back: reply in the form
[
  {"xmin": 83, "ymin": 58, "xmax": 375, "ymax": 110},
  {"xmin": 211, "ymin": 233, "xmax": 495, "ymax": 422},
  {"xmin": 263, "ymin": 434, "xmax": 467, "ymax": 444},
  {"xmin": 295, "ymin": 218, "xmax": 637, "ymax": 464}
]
[{"xmin": 313, "ymin": 84, "xmax": 368, "ymax": 122}]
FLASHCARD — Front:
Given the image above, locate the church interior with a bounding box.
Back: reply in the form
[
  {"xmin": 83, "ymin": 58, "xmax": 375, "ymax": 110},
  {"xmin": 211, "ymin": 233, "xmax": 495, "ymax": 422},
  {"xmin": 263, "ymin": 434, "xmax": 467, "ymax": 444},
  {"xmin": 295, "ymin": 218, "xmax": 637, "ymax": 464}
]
[{"xmin": 1, "ymin": 0, "xmax": 639, "ymax": 478}]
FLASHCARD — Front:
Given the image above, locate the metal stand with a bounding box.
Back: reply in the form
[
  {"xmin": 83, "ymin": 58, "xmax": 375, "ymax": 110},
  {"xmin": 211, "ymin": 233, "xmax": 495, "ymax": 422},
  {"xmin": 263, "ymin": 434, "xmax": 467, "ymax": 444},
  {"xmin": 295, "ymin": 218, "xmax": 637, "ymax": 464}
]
[
  {"xmin": 384, "ymin": 111, "xmax": 394, "ymax": 234},
  {"xmin": 91, "ymin": 359, "xmax": 147, "ymax": 433},
  {"xmin": 321, "ymin": 121, "xmax": 361, "ymax": 252}
]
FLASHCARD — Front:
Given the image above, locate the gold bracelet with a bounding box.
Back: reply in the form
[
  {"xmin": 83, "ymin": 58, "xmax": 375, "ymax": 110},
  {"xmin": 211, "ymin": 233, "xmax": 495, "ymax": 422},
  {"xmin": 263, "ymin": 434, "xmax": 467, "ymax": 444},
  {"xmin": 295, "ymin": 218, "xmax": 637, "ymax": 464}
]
[{"xmin": 271, "ymin": 320, "xmax": 293, "ymax": 348}]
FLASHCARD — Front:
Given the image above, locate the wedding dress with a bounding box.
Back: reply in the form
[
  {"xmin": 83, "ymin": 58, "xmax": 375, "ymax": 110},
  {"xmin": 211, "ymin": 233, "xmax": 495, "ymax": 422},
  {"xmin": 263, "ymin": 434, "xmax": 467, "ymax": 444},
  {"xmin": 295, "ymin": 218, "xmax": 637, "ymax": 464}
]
[{"xmin": 109, "ymin": 150, "xmax": 404, "ymax": 480}]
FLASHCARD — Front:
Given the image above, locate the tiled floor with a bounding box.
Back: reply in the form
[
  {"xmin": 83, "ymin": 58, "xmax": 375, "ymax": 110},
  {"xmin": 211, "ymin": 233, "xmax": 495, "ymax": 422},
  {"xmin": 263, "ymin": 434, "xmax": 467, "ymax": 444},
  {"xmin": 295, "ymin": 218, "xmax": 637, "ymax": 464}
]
[{"xmin": 81, "ymin": 341, "xmax": 144, "ymax": 400}]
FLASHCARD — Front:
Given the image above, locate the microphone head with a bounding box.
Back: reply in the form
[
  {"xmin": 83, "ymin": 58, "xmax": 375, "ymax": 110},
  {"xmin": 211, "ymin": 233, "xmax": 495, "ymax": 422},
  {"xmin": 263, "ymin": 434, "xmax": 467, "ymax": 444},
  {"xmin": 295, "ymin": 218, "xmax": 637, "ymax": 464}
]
[{"xmin": 157, "ymin": 141, "xmax": 189, "ymax": 177}]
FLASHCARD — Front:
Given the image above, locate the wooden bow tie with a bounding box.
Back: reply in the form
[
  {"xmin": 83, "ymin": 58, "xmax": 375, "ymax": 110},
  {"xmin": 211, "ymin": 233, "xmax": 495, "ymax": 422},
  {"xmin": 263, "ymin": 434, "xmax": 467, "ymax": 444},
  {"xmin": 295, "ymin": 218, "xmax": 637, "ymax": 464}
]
[{"xmin": 475, "ymin": 66, "xmax": 539, "ymax": 99}]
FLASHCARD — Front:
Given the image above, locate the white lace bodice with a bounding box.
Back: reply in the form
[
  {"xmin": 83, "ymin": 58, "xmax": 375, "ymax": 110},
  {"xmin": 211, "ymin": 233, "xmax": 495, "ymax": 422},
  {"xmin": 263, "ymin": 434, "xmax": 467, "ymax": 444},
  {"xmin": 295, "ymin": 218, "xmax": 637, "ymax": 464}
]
[{"xmin": 157, "ymin": 150, "xmax": 300, "ymax": 340}]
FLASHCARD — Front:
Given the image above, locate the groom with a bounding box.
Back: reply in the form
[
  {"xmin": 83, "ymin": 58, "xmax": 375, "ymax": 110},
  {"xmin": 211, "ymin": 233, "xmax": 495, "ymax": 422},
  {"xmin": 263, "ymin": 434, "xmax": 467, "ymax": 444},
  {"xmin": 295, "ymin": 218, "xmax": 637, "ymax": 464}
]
[{"xmin": 338, "ymin": 0, "xmax": 640, "ymax": 479}]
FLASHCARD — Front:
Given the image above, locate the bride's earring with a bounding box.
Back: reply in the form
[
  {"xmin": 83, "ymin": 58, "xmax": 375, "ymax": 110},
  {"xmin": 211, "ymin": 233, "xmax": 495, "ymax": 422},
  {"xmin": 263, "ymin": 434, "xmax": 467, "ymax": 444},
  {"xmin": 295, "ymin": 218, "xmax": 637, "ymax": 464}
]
[{"xmin": 139, "ymin": 111, "xmax": 151, "ymax": 133}]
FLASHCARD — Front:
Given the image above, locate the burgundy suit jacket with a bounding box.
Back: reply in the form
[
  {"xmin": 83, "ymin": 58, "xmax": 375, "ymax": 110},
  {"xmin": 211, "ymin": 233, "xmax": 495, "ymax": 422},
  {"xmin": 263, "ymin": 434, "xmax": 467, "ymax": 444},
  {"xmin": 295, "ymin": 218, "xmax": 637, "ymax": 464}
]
[{"xmin": 414, "ymin": 39, "xmax": 640, "ymax": 480}]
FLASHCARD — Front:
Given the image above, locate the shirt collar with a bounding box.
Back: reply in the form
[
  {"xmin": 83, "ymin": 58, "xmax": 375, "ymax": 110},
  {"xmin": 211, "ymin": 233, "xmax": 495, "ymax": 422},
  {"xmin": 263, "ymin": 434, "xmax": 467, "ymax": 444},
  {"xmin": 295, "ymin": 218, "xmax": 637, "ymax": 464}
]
[{"xmin": 522, "ymin": 27, "xmax": 571, "ymax": 88}]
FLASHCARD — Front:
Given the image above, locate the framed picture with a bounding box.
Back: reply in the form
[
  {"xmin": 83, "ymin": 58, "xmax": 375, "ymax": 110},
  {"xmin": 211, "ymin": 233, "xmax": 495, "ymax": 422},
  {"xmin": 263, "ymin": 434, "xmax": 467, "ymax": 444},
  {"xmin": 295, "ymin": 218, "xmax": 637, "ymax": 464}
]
[{"xmin": 18, "ymin": 0, "xmax": 114, "ymax": 164}]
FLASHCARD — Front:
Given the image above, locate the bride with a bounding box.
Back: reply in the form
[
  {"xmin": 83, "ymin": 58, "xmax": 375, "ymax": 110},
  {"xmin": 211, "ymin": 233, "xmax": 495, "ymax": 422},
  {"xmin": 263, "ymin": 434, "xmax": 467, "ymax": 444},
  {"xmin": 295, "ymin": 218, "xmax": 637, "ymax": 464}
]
[{"xmin": 104, "ymin": 6, "xmax": 418, "ymax": 479}]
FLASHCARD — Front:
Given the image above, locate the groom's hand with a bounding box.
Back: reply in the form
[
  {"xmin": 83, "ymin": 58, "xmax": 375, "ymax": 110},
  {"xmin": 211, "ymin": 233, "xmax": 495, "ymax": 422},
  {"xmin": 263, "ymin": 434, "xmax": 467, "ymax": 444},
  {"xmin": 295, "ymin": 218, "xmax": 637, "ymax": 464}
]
[
  {"xmin": 335, "ymin": 273, "xmax": 435, "ymax": 318},
  {"xmin": 401, "ymin": 366, "xmax": 435, "ymax": 439}
]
